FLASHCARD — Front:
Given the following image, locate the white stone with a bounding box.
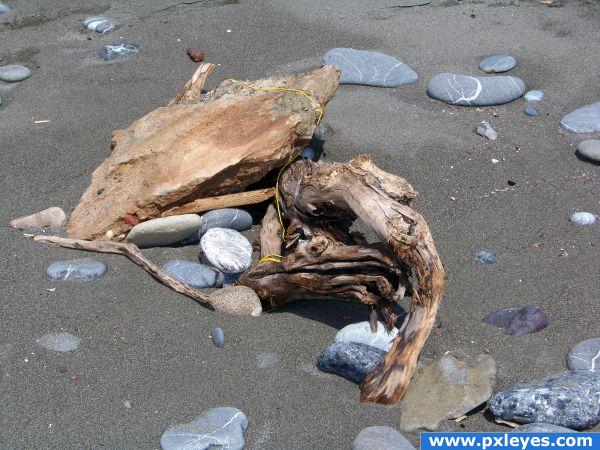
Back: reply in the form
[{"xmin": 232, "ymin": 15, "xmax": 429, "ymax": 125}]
[
  {"xmin": 335, "ymin": 321, "xmax": 399, "ymax": 351},
  {"xmin": 125, "ymin": 214, "xmax": 202, "ymax": 248},
  {"xmin": 200, "ymin": 228, "xmax": 252, "ymax": 274}
]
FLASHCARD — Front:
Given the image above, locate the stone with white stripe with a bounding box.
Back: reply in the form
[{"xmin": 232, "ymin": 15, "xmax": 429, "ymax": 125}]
[
  {"xmin": 567, "ymin": 338, "xmax": 600, "ymax": 372},
  {"xmin": 427, "ymin": 73, "xmax": 525, "ymax": 106},
  {"xmin": 160, "ymin": 407, "xmax": 247, "ymax": 450},
  {"xmin": 323, "ymin": 48, "xmax": 418, "ymax": 87},
  {"xmin": 561, "ymin": 102, "xmax": 600, "ymax": 134}
]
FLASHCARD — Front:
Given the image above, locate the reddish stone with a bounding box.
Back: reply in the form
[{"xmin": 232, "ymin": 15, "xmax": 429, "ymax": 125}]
[
  {"xmin": 70, "ymin": 374, "xmax": 79, "ymax": 383},
  {"xmin": 124, "ymin": 213, "xmax": 139, "ymax": 226},
  {"xmin": 187, "ymin": 48, "xmax": 204, "ymax": 62}
]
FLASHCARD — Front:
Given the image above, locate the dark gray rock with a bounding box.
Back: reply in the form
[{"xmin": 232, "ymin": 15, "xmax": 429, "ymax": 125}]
[
  {"xmin": 316, "ymin": 341, "xmax": 385, "ymax": 383},
  {"xmin": 483, "ymin": 306, "xmax": 548, "ymax": 336},
  {"xmin": 46, "ymin": 259, "xmax": 108, "ymax": 281},
  {"xmin": 427, "ymin": 73, "xmax": 525, "ymax": 106},
  {"xmin": 100, "ymin": 44, "xmax": 140, "ymax": 61},
  {"xmin": 323, "ymin": 48, "xmax": 418, "ymax": 87},
  {"xmin": 163, "ymin": 260, "xmax": 224, "ymax": 288},
  {"xmin": 301, "ymin": 147, "xmax": 316, "ymax": 161},
  {"xmin": 513, "ymin": 423, "xmax": 576, "ymax": 433},
  {"xmin": 577, "ymin": 139, "xmax": 600, "ymax": 163},
  {"xmin": 352, "ymin": 426, "xmax": 416, "ymax": 450},
  {"xmin": 211, "ymin": 327, "xmax": 224, "ymax": 348},
  {"xmin": 0, "ymin": 64, "xmax": 32, "ymax": 82},
  {"xmin": 567, "ymin": 338, "xmax": 600, "ymax": 372},
  {"xmin": 488, "ymin": 371, "xmax": 600, "ymax": 430},
  {"xmin": 479, "ymin": 55, "xmax": 517, "ymax": 73},
  {"xmin": 197, "ymin": 209, "xmax": 252, "ymax": 239},
  {"xmin": 561, "ymin": 102, "xmax": 600, "ymax": 134},
  {"xmin": 160, "ymin": 407, "xmax": 247, "ymax": 450}
]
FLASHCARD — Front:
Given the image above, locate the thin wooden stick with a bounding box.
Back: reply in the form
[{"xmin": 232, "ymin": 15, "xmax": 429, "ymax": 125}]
[
  {"xmin": 32, "ymin": 235, "xmax": 213, "ymax": 308},
  {"xmin": 162, "ymin": 188, "xmax": 275, "ymax": 217},
  {"xmin": 168, "ymin": 62, "xmax": 216, "ymax": 106}
]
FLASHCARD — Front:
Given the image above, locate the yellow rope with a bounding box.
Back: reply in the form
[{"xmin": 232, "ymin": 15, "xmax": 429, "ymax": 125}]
[{"xmin": 226, "ymin": 78, "xmax": 324, "ymax": 265}]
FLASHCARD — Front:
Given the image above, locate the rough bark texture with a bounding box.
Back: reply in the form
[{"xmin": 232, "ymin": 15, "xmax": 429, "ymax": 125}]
[
  {"xmin": 238, "ymin": 155, "xmax": 445, "ymax": 405},
  {"xmin": 67, "ymin": 64, "xmax": 340, "ymax": 240}
]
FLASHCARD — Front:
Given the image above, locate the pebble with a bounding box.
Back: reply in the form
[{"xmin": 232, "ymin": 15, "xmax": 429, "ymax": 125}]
[
  {"xmin": 476, "ymin": 121, "xmax": 497, "ymax": 141},
  {"xmin": 567, "ymin": 338, "xmax": 600, "ymax": 372},
  {"xmin": 160, "ymin": 407, "xmax": 248, "ymax": 450},
  {"xmin": 36, "ymin": 332, "xmax": 80, "ymax": 352},
  {"xmin": 335, "ymin": 321, "xmax": 399, "ymax": 352},
  {"xmin": 197, "ymin": 209, "xmax": 252, "ymax": 239},
  {"xmin": 427, "ymin": 73, "xmax": 525, "ymax": 106},
  {"xmin": 323, "ymin": 48, "xmax": 418, "ymax": 87},
  {"xmin": 473, "ymin": 249, "xmax": 496, "ymax": 264},
  {"xmin": 9, "ymin": 206, "xmax": 67, "ymax": 229},
  {"xmin": 126, "ymin": 214, "xmax": 202, "ymax": 248},
  {"xmin": 524, "ymin": 90, "xmax": 544, "ymax": 102},
  {"xmin": 513, "ymin": 423, "xmax": 576, "ymax": 433},
  {"xmin": 207, "ymin": 286, "xmax": 262, "ymax": 316},
  {"xmin": 256, "ymin": 352, "xmax": 281, "ymax": 369},
  {"xmin": 163, "ymin": 260, "xmax": 224, "ymax": 289},
  {"xmin": 0, "ymin": 3, "xmax": 9, "ymax": 13},
  {"xmin": 570, "ymin": 211, "xmax": 596, "ymax": 225},
  {"xmin": 83, "ymin": 16, "xmax": 116, "ymax": 33},
  {"xmin": 46, "ymin": 259, "xmax": 108, "ymax": 281},
  {"xmin": 0, "ymin": 64, "xmax": 32, "ymax": 82},
  {"xmin": 100, "ymin": 44, "xmax": 140, "ymax": 61},
  {"xmin": 524, "ymin": 107, "xmax": 540, "ymax": 117},
  {"xmin": 561, "ymin": 102, "xmax": 600, "ymax": 134},
  {"xmin": 301, "ymin": 147, "xmax": 317, "ymax": 161},
  {"xmin": 479, "ymin": 55, "xmax": 517, "ymax": 73},
  {"xmin": 316, "ymin": 341, "xmax": 385, "ymax": 384},
  {"xmin": 200, "ymin": 228, "xmax": 252, "ymax": 274},
  {"xmin": 211, "ymin": 327, "xmax": 224, "ymax": 348},
  {"xmin": 187, "ymin": 48, "xmax": 204, "ymax": 62},
  {"xmin": 483, "ymin": 306, "xmax": 548, "ymax": 336},
  {"xmin": 352, "ymin": 426, "xmax": 416, "ymax": 450},
  {"xmin": 488, "ymin": 371, "xmax": 600, "ymax": 430},
  {"xmin": 399, "ymin": 353, "xmax": 496, "ymax": 431},
  {"xmin": 577, "ymin": 139, "xmax": 600, "ymax": 163}
]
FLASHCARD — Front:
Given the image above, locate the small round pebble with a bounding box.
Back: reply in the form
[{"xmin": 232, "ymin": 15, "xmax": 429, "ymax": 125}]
[
  {"xmin": 36, "ymin": 332, "xmax": 80, "ymax": 352},
  {"xmin": 0, "ymin": 64, "xmax": 32, "ymax": 82},
  {"xmin": 570, "ymin": 212, "xmax": 596, "ymax": 226},
  {"xmin": 568, "ymin": 338, "xmax": 600, "ymax": 372},
  {"xmin": 211, "ymin": 327, "xmax": 224, "ymax": 348},
  {"xmin": 84, "ymin": 16, "xmax": 115, "ymax": 33},
  {"xmin": 256, "ymin": 352, "xmax": 281, "ymax": 369},
  {"xmin": 473, "ymin": 250, "xmax": 496, "ymax": 264},
  {"xmin": 524, "ymin": 90, "xmax": 544, "ymax": 102},
  {"xmin": 0, "ymin": 3, "xmax": 10, "ymax": 13},
  {"xmin": 524, "ymin": 107, "xmax": 540, "ymax": 117},
  {"xmin": 577, "ymin": 139, "xmax": 600, "ymax": 163},
  {"xmin": 46, "ymin": 259, "xmax": 108, "ymax": 281},
  {"xmin": 479, "ymin": 55, "xmax": 517, "ymax": 74},
  {"xmin": 301, "ymin": 147, "xmax": 317, "ymax": 161}
]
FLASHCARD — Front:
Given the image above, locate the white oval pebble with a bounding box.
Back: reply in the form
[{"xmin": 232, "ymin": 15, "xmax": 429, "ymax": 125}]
[
  {"xmin": 0, "ymin": 64, "xmax": 32, "ymax": 82},
  {"xmin": 570, "ymin": 212, "xmax": 597, "ymax": 226},
  {"xmin": 200, "ymin": 228, "xmax": 252, "ymax": 274}
]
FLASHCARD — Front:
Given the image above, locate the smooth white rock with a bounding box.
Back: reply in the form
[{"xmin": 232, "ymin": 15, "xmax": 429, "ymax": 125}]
[
  {"xmin": 335, "ymin": 321, "xmax": 399, "ymax": 351},
  {"xmin": 126, "ymin": 214, "xmax": 202, "ymax": 248}
]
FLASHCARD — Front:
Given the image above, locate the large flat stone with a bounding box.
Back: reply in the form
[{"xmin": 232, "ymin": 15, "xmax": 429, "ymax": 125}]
[
  {"xmin": 427, "ymin": 73, "xmax": 525, "ymax": 106},
  {"xmin": 126, "ymin": 214, "xmax": 202, "ymax": 248},
  {"xmin": 561, "ymin": 102, "xmax": 600, "ymax": 134}
]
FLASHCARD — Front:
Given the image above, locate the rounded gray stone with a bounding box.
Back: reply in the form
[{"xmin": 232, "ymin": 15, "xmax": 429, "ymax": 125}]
[
  {"xmin": 352, "ymin": 426, "xmax": 416, "ymax": 450},
  {"xmin": 126, "ymin": 214, "xmax": 202, "ymax": 248},
  {"xmin": 200, "ymin": 228, "xmax": 252, "ymax": 274},
  {"xmin": 488, "ymin": 371, "xmax": 600, "ymax": 430},
  {"xmin": 577, "ymin": 139, "xmax": 600, "ymax": 163},
  {"xmin": 36, "ymin": 332, "xmax": 80, "ymax": 352},
  {"xmin": 160, "ymin": 407, "xmax": 247, "ymax": 450},
  {"xmin": 324, "ymin": 48, "xmax": 418, "ymax": 87},
  {"xmin": 569, "ymin": 212, "xmax": 596, "ymax": 226},
  {"xmin": 211, "ymin": 327, "xmax": 224, "ymax": 348},
  {"xmin": 197, "ymin": 208, "xmax": 252, "ymax": 239},
  {"xmin": 479, "ymin": 55, "xmax": 517, "ymax": 73},
  {"xmin": 524, "ymin": 90, "xmax": 544, "ymax": 102},
  {"xmin": 46, "ymin": 258, "xmax": 108, "ymax": 281},
  {"xmin": 163, "ymin": 260, "xmax": 224, "ymax": 289},
  {"xmin": 567, "ymin": 338, "xmax": 600, "ymax": 372},
  {"xmin": 427, "ymin": 73, "xmax": 525, "ymax": 106},
  {"xmin": 513, "ymin": 423, "xmax": 576, "ymax": 433},
  {"xmin": 0, "ymin": 3, "xmax": 10, "ymax": 13},
  {"xmin": 0, "ymin": 64, "xmax": 32, "ymax": 82},
  {"xmin": 316, "ymin": 341, "xmax": 386, "ymax": 384},
  {"xmin": 561, "ymin": 102, "xmax": 600, "ymax": 134},
  {"xmin": 335, "ymin": 321, "xmax": 399, "ymax": 351}
]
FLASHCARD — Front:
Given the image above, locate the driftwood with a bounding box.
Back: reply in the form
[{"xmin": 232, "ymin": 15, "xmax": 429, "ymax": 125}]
[
  {"xmin": 162, "ymin": 188, "xmax": 274, "ymax": 217},
  {"xmin": 239, "ymin": 155, "xmax": 445, "ymax": 404},
  {"xmin": 67, "ymin": 63, "xmax": 340, "ymax": 240}
]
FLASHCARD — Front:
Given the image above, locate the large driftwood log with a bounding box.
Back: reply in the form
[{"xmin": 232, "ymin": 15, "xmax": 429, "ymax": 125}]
[
  {"xmin": 68, "ymin": 64, "xmax": 340, "ymax": 240},
  {"xmin": 238, "ymin": 155, "xmax": 445, "ymax": 405}
]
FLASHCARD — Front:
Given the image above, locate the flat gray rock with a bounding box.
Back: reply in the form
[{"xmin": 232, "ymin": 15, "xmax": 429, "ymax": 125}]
[
  {"xmin": 46, "ymin": 259, "xmax": 108, "ymax": 281},
  {"xmin": 427, "ymin": 73, "xmax": 525, "ymax": 106},
  {"xmin": 476, "ymin": 121, "xmax": 497, "ymax": 141},
  {"xmin": 126, "ymin": 214, "xmax": 201, "ymax": 248},
  {"xmin": 577, "ymin": 139, "xmax": 600, "ymax": 163},
  {"xmin": 323, "ymin": 48, "xmax": 418, "ymax": 87},
  {"xmin": 316, "ymin": 341, "xmax": 385, "ymax": 384},
  {"xmin": 479, "ymin": 55, "xmax": 517, "ymax": 73},
  {"xmin": 567, "ymin": 338, "xmax": 600, "ymax": 372},
  {"xmin": 0, "ymin": 64, "xmax": 32, "ymax": 82},
  {"xmin": 561, "ymin": 102, "xmax": 600, "ymax": 134},
  {"xmin": 84, "ymin": 16, "xmax": 116, "ymax": 33},
  {"xmin": 36, "ymin": 332, "xmax": 80, "ymax": 352},
  {"xmin": 163, "ymin": 260, "xmax": 224, "ymax": 288},
  {"xmin": 400, "ymin": 353, "xmax": 496, "ymax": 431},
  {"xmin": 488, "ymin": 371, "xmax": 600, "ymax": 430},
  {"xmin": 160, "ymin": 407, "xmax": 247, "ymax": 450},
  {"xmin": 352, "ymin": 426, "xmax": 416, "ymax": 450},
  {"xmin": 197, "ymin": 208, "xmax": 252, "ymax": 239},
  {"xmin": 335, "ymin": 321, "xmax": 399, "ymax": 351},
  {"xmin": 200, "ymin": 228, "xmax": 252, "ymax": 274},
  {"xmin": 513, "ymin": 423, "xmax": 576, "ymax": 433}
]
